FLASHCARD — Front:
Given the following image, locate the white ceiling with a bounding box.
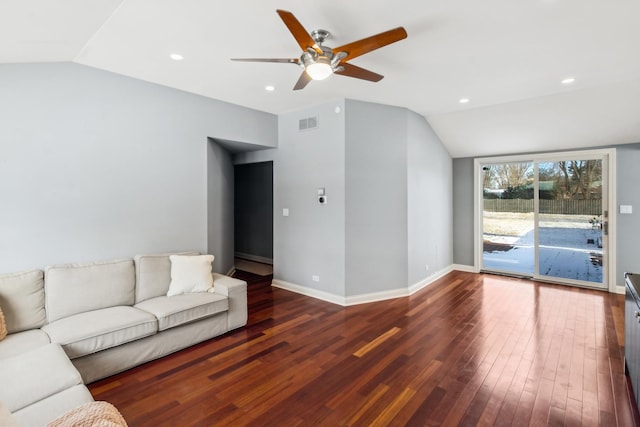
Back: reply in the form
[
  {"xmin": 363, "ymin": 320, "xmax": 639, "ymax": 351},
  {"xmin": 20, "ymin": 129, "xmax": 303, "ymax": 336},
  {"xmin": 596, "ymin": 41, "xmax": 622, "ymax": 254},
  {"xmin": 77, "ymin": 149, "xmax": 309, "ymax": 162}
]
[{"xmin": 2, "ymin": 0, "xmax": 640, "ymax": 158}]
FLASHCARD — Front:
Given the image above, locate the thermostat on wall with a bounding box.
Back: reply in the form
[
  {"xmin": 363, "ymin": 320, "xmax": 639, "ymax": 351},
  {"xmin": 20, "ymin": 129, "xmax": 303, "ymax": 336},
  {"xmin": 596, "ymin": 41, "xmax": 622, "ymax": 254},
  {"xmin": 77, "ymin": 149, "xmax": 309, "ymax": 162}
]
[{"xmin": 318, "ymin": 187, "xmax": 327, "ymax": 204}]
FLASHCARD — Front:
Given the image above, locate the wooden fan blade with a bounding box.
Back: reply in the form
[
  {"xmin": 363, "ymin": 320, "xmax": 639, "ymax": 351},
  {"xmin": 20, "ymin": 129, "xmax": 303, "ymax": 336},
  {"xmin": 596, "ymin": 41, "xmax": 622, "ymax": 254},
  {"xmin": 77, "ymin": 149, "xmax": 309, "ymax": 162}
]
[
  {"xmin": 276, "ymin": 9, "xmax": 322, "ymax": 54},
  {"xmin": 231, "ymin": 58, "xmax": 299, "ymax": 64},
  {"xmin": 335, "ymin": 63, "xmax": 384, "ymax": 82},
  {"xmin": 293, "ymin": 71, "xmax": 312, "ymax": 90},
  {"xmin": 333, "ymin": 27, "xmax": 407, "ymax": 62}
]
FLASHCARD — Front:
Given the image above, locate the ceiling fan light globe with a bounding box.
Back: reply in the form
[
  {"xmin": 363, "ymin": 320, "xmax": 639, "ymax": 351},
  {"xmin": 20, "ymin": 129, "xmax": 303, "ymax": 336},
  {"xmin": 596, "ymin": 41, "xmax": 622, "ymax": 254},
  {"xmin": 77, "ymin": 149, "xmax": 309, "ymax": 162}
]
[{"xmin": 306, "ymin": 61, "xmax": 332, "ymax": 80}]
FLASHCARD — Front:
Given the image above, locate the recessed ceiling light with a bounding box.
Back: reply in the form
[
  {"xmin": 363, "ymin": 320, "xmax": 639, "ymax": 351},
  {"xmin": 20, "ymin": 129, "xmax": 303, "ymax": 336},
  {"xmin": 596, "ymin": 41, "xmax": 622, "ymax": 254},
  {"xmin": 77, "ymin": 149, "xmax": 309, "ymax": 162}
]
[
  {"xmin": 265, "ymin": 85, "xmax": 275, "ymax": 92},
  {"xmin": 459, "ymin": 98, "xmax": 470, "ymax": 104},
  {"xmin": 561, "ymin": 77, "xmax": 575, "ymax": 85},
  {"xmin": 169, "ymin": 53, "xmax": 184, "ymax": 61}
]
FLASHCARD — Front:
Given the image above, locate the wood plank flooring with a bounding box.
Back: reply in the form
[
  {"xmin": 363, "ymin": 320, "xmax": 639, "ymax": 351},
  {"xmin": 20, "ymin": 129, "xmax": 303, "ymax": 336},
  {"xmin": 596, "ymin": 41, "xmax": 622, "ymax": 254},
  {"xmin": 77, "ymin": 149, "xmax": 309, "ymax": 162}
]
[{"xmin": 89, "ymin": 271, "xmax": 637, "ymax": 426}]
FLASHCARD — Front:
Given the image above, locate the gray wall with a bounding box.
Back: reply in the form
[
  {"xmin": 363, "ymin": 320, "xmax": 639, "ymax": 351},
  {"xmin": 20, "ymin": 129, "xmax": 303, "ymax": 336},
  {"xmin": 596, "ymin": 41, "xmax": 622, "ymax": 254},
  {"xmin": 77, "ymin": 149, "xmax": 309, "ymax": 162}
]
[
  {"xmin": 207, "ymin": 140, "xmax": 235, "ymax": 274},
  {"xmin": 235, "ymin": 100, "xmax": 347, "ymax": 297},
  {"xmin": 276, "ymin": 102, "xmax": 346, "ymax": 297},
  {"xmin": 407, "ymin": 110, "xmax": 454, "ymax": 284},
  {"xmin": 616, "ymin": 143, "xmax": 640, "ymax": 282},
  {"xmin": 234, "ymin": 161, "xmax": 273, "ymax": 261},
  {"xmin": 344, "ymin": 100, "xmax": 408, "ymax": 295},
  {"xmin": 452, "ymin": 158, "xmax": 475, "ymax": 266},
  {"xmin": 0, "ymin": 62, "xmax": 276, "ymax": 273},
  {"xmin": 236, "ymin": 99, "xmax": 454, "ymax": 299},
  {"xmin": 344, "ymin": 103, "xmax": 453, "ymax": 295},
  {"xmin": 451, "ymin": 143, "xmax": 640, "ymax": 286}
]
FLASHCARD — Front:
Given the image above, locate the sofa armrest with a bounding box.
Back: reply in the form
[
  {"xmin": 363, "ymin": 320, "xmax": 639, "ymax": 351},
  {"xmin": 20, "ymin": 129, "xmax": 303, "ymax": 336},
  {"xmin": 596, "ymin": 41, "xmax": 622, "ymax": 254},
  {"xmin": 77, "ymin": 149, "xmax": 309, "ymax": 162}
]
[{"xmin": 211, "ymin": 273, "xmax": 247, "ymax": 330}]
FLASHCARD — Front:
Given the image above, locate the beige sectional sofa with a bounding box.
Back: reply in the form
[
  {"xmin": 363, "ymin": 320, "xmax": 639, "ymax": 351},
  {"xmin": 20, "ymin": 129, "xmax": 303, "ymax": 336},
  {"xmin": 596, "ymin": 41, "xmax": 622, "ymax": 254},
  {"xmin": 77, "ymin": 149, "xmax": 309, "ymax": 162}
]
[{"xmin": 0, "ymin": 252, "xmax": 248, "ymax": 426}]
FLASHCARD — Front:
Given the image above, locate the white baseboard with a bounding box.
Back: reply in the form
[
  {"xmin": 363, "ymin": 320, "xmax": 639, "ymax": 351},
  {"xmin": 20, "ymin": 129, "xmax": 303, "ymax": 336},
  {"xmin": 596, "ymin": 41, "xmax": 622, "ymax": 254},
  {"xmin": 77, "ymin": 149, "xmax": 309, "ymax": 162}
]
[
  {"xmin": 273, "ymin": 266, "xmax": 624, "ymax": 305},
  {"xmin": 234, "ymin": 252, "xmax": 273, "ymax": 265},
  {"xmin": 407, "ymin": 265, "xmax": 454, "ymax": 295},
  {"xmin": 452, "ymin": 264, "xmax": 477, "ymax": 273},
  {"xmin": 271, "ymin": 279, "xmax": 346, "ymax": 306},
  {"xmin": 272, "ymin": 265, "xmax": 458, "ymax": 307},
  {"xmin": 344, "ymin": 288, "xmax": 409, "ymax": 306}
]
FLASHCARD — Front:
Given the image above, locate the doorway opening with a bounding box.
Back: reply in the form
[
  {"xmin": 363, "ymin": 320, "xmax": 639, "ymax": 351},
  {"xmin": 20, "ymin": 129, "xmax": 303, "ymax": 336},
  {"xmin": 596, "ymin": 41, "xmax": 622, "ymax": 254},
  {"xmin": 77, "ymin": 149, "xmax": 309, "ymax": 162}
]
[
  {"xmin": 475, "ymin": 149, "xmax": 615, "ymax": 291},
  {"xmin": 233, "ymin": 161, "xmax": 274, "ymax": 277}
]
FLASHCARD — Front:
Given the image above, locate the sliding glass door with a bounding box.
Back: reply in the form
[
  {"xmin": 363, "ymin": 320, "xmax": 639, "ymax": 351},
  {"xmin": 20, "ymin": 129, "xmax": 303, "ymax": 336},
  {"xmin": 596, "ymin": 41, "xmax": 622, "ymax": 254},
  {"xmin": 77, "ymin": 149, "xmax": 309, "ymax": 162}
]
[
  {"xmin": 537, "ymin": 160, "xmax": 604, "ymax": 284},
  {"xmin": 482, "ymin": 162, "xmax": 535, "ymax": 276},
  {"xmin": 478, "ymin": 152, "xmax": 609, "ymax": 289}
]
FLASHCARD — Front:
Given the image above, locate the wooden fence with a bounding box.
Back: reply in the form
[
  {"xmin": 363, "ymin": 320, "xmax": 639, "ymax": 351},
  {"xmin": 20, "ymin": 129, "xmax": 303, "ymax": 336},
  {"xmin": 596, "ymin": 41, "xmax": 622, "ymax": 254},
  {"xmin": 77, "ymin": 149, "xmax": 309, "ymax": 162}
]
[{"xmin": 483, "ymin": 199, "xmax": 602, "ymax": 215}]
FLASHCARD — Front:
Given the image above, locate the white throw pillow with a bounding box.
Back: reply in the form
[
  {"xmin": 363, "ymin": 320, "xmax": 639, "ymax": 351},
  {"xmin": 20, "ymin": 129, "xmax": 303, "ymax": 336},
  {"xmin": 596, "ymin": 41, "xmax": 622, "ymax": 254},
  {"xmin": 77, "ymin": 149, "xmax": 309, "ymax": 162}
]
[{"xmin": 167, "ymin": 255, "xmax": 214, "ymax": 296}]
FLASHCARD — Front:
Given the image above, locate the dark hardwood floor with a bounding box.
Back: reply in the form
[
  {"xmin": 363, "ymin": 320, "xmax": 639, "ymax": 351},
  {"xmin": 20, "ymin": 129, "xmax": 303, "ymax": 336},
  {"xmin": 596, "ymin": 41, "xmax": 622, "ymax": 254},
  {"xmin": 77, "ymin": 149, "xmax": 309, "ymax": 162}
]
[{"xmin": 89, "ymin": 271, "xmax": 636, "ymax": 426}]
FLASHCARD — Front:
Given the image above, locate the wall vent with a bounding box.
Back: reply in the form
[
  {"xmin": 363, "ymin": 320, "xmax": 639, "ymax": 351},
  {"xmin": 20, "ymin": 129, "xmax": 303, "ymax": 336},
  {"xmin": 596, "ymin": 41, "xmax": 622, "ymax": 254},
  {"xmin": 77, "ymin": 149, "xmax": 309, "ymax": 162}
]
[{"xmin": 299, "ymin": 116, "xmax": 319, "ymax": 131}]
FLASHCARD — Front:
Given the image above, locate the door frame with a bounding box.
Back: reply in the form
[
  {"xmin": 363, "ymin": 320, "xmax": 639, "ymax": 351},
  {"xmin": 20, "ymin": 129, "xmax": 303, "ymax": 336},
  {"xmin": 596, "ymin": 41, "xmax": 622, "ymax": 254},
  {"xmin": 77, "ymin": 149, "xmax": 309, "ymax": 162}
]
[{"xmin": 473, "ymin": 148, "xmax": 617, "ymax": 293}]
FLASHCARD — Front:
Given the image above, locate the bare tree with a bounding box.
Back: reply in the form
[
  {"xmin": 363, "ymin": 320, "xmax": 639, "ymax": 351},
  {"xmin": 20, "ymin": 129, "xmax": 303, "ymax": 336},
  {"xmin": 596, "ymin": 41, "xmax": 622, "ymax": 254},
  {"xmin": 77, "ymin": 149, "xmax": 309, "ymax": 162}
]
[
  {"xmin": 557, "ymin": 160, "xmax": 601, "ymax": 199},
  {"xmin": 493, "ymin": 163, "xmax": 532, "ymax": 189}
]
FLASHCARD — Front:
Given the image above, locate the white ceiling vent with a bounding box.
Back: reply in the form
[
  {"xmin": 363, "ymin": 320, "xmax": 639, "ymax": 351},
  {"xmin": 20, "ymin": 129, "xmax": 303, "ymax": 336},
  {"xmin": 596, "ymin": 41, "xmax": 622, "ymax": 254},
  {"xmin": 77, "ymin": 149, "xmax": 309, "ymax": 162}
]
[{"xmin": 299, "ymin": 116, "xmax": 319, "ymax": 131}]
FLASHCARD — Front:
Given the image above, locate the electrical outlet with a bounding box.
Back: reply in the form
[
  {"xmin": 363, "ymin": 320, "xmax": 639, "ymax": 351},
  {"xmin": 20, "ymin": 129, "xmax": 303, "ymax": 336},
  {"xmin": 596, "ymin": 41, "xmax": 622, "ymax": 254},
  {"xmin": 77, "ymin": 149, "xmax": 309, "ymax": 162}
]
[
  {"xmin": 312, "ymin": 275, "xmax": 320, "ymax": 282},
  {"xmin": 425, "ymin": 264, "xmax": 430, "ymax": 272}
]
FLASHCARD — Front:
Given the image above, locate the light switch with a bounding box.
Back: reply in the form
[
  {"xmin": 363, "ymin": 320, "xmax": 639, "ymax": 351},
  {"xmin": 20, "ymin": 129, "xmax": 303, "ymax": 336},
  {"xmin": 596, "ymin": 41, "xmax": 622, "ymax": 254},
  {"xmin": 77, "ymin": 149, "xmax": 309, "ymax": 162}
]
[
  {"xmin": 620, "ymin": 205, "xmax": 633, "ymax": 214},
  {"xmin": 283, "ymin": 208, "xmax": 289, "ymax": 217}
]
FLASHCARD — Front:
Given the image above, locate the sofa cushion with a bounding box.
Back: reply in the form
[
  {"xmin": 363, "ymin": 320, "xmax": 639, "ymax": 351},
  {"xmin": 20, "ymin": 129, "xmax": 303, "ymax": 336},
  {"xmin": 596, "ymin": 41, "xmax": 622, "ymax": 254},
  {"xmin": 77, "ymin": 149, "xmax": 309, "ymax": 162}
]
[
  {"xmin": 0, "ymin": 269, "xmax": 46, "ymax": 333},
  {"xmin": 167, "ymin": 255, "xmax": 214, "ymax": 296},
  {"xmin": 134, "ymin": 252, "xmax": 199, "ymax": 303},
  {"xmin": 14, "ymin": 384, "xmax": 94, "ymax": 427},
  {"xmin": 42, "ymin": 306, "xmax": 158, "ymax": 359},
  {"xmin": 45, "ymin": 259, "xmax": 135, "ymax": 322},
  {"xmin": 134, "ymin": 293, "xmax": 228, "ymax": 331},
  {"xmin": 0, "ymin": 329, "xmax": 50, "ymax": 360},
  {"xmin": 0, "ymin": 343, "xmax": 83, "ymax": 413}
]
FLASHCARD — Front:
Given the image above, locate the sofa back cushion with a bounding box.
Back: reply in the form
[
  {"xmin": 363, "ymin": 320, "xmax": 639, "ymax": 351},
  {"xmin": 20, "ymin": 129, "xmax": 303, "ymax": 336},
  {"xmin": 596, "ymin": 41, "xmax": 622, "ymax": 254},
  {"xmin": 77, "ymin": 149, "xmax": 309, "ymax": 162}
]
[
  {"xmin": 45, "ymin": 259, "xmax": 135, "ymax": 322},
  {"xmin": 134, "ymin": 252, "xmax": 199, "ymax": 303},
  {"xmin": 0, "ymin": 270, "xmax": 46, "ymax": 333}
]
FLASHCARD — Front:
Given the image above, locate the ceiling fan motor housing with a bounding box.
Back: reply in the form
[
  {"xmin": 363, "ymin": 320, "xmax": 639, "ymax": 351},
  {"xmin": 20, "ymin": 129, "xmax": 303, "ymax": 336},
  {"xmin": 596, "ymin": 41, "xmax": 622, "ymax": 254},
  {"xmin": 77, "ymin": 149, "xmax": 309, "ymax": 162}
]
[
  {"xmin": 301, "ymin": 44, "xmax": 345, "ymax": 75},
  {"xmin": 311, "ymin": 29, "xmax": 330, "ymax": 44}
]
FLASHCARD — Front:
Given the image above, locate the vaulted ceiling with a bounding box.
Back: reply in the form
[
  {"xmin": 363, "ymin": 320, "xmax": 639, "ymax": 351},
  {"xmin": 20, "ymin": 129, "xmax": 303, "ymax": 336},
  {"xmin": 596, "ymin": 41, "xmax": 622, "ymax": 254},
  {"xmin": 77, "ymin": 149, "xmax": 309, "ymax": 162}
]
[{"xmin": 2, "ymin": 0, "xmax": 639, "ymax": 158}]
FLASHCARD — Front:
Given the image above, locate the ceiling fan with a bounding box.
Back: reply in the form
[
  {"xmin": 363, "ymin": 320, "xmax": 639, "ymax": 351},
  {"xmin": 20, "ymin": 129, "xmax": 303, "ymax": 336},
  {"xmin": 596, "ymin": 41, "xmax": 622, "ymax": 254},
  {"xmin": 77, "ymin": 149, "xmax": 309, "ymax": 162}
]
[{"xmin": 231, "ymin": 10, "xmax": 407, "ymax": 90}]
